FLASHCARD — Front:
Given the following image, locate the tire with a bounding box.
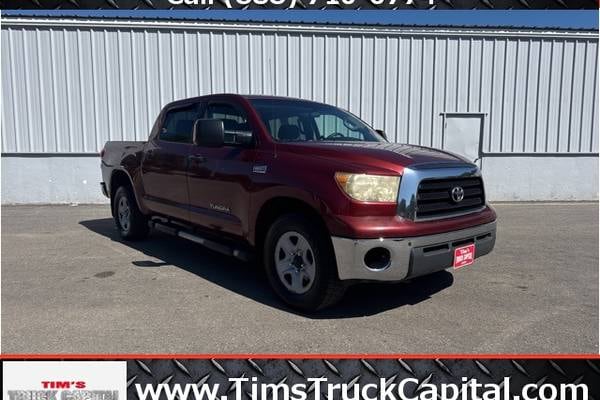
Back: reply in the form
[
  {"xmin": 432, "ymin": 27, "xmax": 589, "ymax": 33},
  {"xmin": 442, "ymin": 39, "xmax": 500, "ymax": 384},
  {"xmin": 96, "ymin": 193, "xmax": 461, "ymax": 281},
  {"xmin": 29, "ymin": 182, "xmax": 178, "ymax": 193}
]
[
  {"xmin": 113, "ymin": 185, "xmax": 149, "ymax": 241},
  {"xmin": 263, "ymin": 213, "xmax": 346, "ymax": 311}
]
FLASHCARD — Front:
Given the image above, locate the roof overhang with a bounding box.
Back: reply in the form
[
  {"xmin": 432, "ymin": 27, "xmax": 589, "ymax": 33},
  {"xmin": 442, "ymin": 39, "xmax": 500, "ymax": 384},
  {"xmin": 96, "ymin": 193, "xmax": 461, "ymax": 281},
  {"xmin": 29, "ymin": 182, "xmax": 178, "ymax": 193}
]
[{"xmin": 1, "ymin": 16, "xmax": 598, "ymax": 40}]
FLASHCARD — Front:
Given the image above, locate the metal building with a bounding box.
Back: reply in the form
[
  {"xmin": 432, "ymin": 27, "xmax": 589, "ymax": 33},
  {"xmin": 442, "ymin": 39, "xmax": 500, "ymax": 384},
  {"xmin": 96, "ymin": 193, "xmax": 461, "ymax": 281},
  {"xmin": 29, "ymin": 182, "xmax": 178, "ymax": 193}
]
[{"xmin": 1, "ymin": 16, "xmax": 598, "ymax": 203}]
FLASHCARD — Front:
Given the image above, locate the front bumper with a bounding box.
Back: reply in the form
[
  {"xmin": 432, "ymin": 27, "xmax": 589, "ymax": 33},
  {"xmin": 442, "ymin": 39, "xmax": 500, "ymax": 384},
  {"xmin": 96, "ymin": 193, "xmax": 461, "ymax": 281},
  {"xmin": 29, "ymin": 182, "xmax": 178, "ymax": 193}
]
[{"xmin": 331, "ymin": 221, "xmax": 496, "ymax": 281}]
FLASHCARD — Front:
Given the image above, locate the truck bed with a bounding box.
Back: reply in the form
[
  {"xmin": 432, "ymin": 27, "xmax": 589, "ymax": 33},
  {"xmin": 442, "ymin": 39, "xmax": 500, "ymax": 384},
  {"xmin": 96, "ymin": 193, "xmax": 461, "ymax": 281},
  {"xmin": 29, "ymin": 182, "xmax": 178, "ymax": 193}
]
[{"xmin": 101, "ymin": 141, "xmax": 146, "ymax": 167}]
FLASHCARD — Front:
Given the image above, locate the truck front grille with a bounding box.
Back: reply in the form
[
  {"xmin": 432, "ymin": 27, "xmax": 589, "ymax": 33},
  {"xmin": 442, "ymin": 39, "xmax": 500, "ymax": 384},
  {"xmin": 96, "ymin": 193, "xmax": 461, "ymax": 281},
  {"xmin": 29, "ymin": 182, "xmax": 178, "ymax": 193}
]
[{"xmin": 415, "ymin": 177, "xmax": 485, "ymax": 219}]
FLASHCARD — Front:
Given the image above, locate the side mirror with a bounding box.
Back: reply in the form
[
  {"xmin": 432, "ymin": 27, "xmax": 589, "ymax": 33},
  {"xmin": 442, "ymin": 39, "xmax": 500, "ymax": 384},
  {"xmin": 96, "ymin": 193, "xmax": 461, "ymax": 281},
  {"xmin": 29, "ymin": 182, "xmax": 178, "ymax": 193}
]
[
  {"xmin": 375, "ymin": 129, "xmax": 387, "ymax": 140},
  {"xmin": 193, "ymin": 119, "xmax": 224, "ymax": 147}
]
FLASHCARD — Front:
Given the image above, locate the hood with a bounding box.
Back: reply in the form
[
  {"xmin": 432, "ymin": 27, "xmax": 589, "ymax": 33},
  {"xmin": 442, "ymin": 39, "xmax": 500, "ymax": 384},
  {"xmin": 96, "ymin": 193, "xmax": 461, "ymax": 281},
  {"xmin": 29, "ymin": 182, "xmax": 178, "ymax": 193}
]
[{"xmin": 277, "ymin": 141, "xmax": 473, "ymax": 173}]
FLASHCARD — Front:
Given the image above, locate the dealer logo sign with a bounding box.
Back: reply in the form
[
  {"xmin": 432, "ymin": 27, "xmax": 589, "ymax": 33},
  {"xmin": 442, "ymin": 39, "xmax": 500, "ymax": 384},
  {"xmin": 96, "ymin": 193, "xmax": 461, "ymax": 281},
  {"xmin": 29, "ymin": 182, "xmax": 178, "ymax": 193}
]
[{"xmin": 3, "ymin": 362, "xmax": 127, "ymax": 400}]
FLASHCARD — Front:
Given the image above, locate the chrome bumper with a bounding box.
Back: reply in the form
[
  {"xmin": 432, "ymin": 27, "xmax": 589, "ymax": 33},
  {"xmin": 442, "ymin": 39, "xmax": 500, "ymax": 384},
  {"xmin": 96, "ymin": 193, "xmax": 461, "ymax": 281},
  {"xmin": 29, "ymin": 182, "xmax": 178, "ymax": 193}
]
[{"xmin": 331, "ymin": 221, "xmax": 496, "ymax": 281}]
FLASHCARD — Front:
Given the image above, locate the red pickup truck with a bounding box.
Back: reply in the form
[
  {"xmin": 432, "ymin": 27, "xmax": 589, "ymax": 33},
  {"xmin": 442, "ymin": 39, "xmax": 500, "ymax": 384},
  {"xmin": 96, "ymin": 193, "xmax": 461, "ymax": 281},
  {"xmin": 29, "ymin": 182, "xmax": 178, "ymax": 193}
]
[{"xmin": 101, "ymin": 94, "xmax": 496, "ymax": 311}]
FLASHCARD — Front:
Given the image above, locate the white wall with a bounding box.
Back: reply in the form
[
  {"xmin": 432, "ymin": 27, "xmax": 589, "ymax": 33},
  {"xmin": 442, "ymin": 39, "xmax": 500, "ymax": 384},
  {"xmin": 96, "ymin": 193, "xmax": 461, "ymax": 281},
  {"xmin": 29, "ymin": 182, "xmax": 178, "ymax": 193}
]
[
  {"xmin": 482, "ymin": 156, "xmax": 599, "ymax": 201},
  {"xmin": 2, "ymin": 18, "xmax": 598, "ymax": 156},
  {"xmin": 1, "ymin": 18, "xmax": 598, "ymax": 204},
  {"xmin": 1, "ymin": 155, "xmax": 597, "ymax": 204},
  {"xmin": 1, "ymin": 156, "xmax": 108, "ymax": 204}
]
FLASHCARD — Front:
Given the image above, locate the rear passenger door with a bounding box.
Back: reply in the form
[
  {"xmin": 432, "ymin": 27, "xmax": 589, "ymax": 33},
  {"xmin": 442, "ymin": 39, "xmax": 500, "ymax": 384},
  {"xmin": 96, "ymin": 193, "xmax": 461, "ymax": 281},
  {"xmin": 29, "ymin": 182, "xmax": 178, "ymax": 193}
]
[
  {"xmin": 186, "ymin": 100, "xmax": 255, "ymax": 239},
  {"xmin": 141, "ymin": 102, "xmax": 201, "ymax": 221}
]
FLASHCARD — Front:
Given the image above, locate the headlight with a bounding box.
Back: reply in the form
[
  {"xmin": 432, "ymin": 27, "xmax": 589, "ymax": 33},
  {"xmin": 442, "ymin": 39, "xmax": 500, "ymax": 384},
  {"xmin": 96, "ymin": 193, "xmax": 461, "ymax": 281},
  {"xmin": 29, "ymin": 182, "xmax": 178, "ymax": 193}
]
[{"xmin": 334, "ymin": 173, "xmax": 400, "ymax": 203}]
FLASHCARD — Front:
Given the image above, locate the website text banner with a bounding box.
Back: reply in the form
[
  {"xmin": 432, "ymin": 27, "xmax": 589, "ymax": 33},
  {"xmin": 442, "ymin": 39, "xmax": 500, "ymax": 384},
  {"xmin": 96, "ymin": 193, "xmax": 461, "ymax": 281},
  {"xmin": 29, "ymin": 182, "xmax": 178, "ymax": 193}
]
[
  {"xmin": 124, "ymin": 359, "xmax": 599, "ymax": 400},
  {"xmin": 0, "ymin": 0, "xmax": 597, "ymax": 9}
]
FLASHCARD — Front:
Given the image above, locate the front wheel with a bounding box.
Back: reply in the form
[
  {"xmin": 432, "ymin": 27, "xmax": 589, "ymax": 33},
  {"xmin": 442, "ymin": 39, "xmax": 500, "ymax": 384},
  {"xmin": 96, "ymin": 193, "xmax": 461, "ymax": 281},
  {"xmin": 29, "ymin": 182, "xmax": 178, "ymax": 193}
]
[
  {"xmin": 263, "ymin": 214, "xmax": 346, "ymax": 311},
  {"xmin": 113, "ymin": 185, "xmax": 149, "ymax": 240}
]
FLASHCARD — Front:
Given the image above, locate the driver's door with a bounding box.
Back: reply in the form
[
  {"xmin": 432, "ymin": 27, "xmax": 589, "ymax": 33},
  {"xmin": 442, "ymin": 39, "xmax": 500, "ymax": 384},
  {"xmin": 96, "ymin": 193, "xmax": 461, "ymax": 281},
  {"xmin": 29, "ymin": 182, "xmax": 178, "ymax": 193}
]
[{"xmin": 186, "ymin": 100, "xmax": 256, "ymax": 239}]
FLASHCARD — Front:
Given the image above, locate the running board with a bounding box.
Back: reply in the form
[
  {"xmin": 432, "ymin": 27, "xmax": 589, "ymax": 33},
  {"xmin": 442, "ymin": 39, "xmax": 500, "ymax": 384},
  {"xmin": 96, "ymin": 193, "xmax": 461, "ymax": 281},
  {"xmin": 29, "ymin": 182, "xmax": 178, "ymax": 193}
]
[{"xmin": 149, "ymin": 220, "xmax": 251, "ymax": 262}]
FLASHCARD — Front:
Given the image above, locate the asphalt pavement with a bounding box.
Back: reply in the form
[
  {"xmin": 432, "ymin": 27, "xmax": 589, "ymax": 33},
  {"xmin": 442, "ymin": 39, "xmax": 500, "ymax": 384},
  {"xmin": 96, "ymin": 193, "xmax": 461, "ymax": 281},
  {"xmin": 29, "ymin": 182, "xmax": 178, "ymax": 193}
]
[{"xmin": 1, "ymin": 203, "xmax": 597, "ymax": 354}]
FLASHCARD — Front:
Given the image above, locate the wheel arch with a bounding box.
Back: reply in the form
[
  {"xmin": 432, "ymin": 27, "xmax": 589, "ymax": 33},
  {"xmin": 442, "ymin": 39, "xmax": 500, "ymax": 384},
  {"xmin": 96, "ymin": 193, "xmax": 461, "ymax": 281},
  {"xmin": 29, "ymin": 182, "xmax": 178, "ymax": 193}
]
[
  {"xmin": 253, "ymin": 196, "xmax": 332, "ymax": 257},
  {"xmin": 109, "ymin": 169, "xmax": 143, "ymax": 216}
]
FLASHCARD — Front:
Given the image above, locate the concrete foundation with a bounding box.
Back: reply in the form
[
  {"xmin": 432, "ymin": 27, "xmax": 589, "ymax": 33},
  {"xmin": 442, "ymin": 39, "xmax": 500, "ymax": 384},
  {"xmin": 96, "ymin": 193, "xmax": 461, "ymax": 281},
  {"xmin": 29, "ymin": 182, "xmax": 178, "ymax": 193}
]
[
  {"xmin": 482, "ymin": 156, "xmax": 598, "ymax": 201},
  {"xmin": 1, "ymin": 155, "xmax": 598, "ymax": 204},
  {"xmin": 2, "ymin": 156, "xmax": 108, "ymax": 204}
]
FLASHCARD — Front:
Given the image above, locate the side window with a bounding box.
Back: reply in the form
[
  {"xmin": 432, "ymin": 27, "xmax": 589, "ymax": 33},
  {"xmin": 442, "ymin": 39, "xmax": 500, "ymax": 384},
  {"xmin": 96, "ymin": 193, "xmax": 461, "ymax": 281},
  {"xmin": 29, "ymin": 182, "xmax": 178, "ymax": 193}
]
[
  {"xmin": 160, "ymin": 104, "xmax": 199, "ymax": 143},
  {"xmin": 206, "ymin": 103, "xmax": 250, "ymax": 133},
  {"xmin": 270, "ymin": 116, "xmax": 308, "ymax": 141}
]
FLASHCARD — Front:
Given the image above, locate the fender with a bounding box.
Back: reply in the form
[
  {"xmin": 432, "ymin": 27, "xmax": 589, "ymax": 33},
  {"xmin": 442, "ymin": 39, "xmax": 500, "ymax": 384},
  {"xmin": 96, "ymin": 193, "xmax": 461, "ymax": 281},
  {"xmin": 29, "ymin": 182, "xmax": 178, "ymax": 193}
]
[
  {"xmin": 248, "ymin": 184, "xmax": 337, "ymax": 246},
  {"xmin": 109, "ymin": 166, "xmax": 148, "ymax": 215}
]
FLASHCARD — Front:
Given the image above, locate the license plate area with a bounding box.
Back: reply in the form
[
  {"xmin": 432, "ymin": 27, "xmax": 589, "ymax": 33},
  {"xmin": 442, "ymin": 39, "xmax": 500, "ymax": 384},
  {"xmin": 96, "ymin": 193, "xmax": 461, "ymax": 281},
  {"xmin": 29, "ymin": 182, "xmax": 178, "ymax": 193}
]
[{"xmin": 453, "ymin": 243, "xmax": 475, "ymax": 269}]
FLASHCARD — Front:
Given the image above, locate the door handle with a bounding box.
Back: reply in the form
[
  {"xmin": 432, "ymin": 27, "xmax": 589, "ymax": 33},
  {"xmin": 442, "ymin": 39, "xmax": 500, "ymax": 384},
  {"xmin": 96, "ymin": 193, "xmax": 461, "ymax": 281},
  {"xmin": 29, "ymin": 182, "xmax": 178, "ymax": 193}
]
[{"xmin": 188, "ymin": 155, "xmax": 207, "ymax": 163}]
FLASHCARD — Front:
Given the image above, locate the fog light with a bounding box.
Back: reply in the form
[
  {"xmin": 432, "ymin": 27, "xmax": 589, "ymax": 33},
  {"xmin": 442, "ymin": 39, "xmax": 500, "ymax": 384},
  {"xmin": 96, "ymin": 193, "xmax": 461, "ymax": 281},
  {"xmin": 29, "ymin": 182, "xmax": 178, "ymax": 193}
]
[{"xmin": 364, "ymin": 247, "xmax": 391, "ymax": 271}]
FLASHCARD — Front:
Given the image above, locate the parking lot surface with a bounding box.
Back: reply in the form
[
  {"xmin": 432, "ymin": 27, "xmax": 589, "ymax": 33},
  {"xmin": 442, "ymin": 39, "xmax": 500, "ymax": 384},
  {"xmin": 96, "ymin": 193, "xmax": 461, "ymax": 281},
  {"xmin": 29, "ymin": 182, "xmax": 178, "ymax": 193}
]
[{"xmin": 1, "ymin": 203, "xmax": 598, "ymax": 354}]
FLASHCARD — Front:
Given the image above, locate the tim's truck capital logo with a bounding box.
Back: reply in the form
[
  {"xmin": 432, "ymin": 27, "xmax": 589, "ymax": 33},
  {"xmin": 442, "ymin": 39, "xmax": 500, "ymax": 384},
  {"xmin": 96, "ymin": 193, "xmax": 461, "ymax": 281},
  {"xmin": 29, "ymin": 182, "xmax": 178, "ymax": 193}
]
[
  {"xmin": 3, "ymin": 362, "xmax": 126, "ymax": 400},
  {"xmin": 7, "ymin": 381, "xmax": 118, "ymax": 400}
]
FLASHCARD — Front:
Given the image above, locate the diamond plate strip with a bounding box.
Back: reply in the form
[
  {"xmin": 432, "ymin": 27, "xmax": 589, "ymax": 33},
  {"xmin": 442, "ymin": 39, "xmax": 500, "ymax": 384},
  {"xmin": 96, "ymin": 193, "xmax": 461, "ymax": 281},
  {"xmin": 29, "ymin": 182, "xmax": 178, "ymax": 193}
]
[{"xmin": 126, "ymin": 359, "xmax": 600, "ymax": 398}]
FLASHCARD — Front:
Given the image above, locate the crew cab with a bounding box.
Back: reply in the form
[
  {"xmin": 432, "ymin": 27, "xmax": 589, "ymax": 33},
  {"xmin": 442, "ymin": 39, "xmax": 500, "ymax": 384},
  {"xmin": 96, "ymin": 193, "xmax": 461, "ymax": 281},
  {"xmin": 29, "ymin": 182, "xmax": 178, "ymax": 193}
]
[{"xmin": 100, "ymin": 94, "xmax": 497, "ymax": 311}]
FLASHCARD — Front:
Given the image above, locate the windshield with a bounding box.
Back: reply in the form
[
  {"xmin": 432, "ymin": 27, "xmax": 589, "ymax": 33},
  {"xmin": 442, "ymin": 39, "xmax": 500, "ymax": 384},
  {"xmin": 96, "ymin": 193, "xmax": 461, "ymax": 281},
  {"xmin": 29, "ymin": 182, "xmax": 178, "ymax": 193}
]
[{"xmin": 250, "ymin": 99, "xmax": 385, "ymax": 143}]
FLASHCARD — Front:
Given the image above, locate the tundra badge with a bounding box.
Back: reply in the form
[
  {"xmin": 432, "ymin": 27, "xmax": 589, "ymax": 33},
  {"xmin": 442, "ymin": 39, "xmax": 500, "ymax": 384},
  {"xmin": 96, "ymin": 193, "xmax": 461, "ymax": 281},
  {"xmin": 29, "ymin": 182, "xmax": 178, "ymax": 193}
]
[
  {"xmin": 253, "ymin": 165, "xmax": 268, "ymax": 174},
  {"xmin": 210, "ymin": 203, "xmax": 231, "ymax": 213}
]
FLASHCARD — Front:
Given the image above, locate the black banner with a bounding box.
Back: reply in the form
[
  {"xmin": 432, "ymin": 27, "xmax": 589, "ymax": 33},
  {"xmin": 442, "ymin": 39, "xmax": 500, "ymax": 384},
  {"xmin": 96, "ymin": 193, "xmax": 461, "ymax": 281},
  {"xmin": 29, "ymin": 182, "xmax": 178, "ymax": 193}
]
[
  {"xmin": 125, "ymin": 358, "xmax": 599, "ymax": 398},
  {"xmin": 3, "ymin": 358, "xmax": 600, "ymax": 398}
]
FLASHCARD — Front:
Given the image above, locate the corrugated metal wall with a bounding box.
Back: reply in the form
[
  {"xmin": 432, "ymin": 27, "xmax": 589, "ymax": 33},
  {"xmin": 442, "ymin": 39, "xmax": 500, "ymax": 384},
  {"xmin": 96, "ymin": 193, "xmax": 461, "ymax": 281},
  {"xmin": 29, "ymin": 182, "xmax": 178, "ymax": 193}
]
[{"xmin": 1, "ymin": 19, "xmax": 598, "ymax": 155}]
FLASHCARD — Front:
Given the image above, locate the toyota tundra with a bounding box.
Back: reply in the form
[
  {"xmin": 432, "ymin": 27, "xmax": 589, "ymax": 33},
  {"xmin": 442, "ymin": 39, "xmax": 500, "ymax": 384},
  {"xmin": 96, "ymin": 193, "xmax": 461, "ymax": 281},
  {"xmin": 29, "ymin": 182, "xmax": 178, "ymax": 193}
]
[{"xmin": 100, "ymin": 94, "xmax": 497, "ymax": 311}]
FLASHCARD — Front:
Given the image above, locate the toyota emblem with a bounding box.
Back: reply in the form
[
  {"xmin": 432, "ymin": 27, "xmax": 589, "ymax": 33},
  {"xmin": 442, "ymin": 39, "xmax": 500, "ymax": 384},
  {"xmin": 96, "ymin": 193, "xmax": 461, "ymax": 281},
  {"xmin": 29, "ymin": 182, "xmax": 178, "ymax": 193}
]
[{"xmin": 451, "ymin": 186, "xmax": 465, "ymax": 203}]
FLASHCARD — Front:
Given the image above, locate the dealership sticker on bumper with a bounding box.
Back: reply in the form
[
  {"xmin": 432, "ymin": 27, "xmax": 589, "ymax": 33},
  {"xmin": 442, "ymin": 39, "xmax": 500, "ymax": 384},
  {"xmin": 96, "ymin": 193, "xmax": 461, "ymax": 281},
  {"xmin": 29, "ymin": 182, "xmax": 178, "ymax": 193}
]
[{"xmin": 453, "ymin": 244, "xmax": 475, "ymax": 269}]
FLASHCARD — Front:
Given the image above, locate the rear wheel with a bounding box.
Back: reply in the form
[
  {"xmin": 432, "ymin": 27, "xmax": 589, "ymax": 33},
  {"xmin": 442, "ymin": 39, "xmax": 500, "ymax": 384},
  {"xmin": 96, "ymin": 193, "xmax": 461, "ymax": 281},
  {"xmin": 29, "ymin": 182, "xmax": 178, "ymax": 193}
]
[
  {"xmin": 113, "ymin": 186, "xmax": 149, "ymax": 240},
  {"xmin": 264, "ymin": 214, "xmax": 346, "ymax": 311}
]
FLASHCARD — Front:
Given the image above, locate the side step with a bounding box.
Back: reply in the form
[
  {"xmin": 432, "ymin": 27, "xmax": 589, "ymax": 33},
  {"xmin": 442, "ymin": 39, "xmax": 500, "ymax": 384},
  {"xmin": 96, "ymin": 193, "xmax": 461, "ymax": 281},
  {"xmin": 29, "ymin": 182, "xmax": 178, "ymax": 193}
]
[{"xmin": 149, "ymin": 219, "xmax": 251, "ymax": 262}]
